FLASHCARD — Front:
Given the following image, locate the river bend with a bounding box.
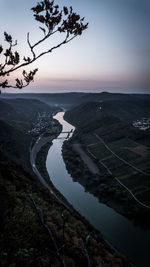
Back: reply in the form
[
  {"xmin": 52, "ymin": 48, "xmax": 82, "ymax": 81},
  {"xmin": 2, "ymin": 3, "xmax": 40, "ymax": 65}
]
[{"xmin": 46, "ymin": 112, "xmax": 150, "ymax": 267}]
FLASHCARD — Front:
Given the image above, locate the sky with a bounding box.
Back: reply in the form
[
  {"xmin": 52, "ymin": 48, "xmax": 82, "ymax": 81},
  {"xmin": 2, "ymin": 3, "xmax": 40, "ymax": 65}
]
[{"xmin": 0, "ymin": 0, "xmax": 150, "ymax": 94}]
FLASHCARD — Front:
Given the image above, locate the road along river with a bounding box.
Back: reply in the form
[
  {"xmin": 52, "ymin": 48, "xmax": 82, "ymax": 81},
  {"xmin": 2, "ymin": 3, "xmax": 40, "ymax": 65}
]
[{"xmin": 46, "ymin": 112, "xmax": 150, "ymax": 267}]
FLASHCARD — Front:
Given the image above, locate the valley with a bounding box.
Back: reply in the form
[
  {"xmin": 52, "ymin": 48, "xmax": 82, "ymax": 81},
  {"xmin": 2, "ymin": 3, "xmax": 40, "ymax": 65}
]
[
  {"xmin": 0, "ymin": 92, "xmax": 150, "ymax": 266},
  {"xmin": 64, "ymin": 101, "xmax": 150, "ymax": 223}
]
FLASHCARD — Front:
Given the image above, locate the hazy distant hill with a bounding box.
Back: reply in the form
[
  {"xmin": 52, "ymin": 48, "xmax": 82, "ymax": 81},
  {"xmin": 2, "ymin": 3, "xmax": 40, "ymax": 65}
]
[{"xmin": 2, "ymin": 92, "xmax": 150, "ymax": 111}]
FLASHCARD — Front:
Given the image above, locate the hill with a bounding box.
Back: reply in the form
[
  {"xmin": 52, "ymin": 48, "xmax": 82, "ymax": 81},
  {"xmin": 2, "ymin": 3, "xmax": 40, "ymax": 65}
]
[
  {"xmin": 2, "ymin": 92, "xmax": 150, "ymax": 116},
  {"xmin": 0, "ymin": 151, "xmax": 130, "ymax": 266},
  {"xmin": 0, "ymin": 98, "xmax": 58, "ymax": 171},
  {"xmin": 0, "ymin": 119, "xmax": 30, "ymax": 169},
  {"xmin": 64, "ymin": 97, "xmax": 150, "ymax": 124},
  {"xmin": 0, "ymin": 98, "xmax": 56, "ymax": 131},
  {"xmin": 63, "ymin": 101, "xmax": 150, "ymax": 222},
  {"xmin": 0, "ymin": 97, "xmax": 130, "ymax": 267}
]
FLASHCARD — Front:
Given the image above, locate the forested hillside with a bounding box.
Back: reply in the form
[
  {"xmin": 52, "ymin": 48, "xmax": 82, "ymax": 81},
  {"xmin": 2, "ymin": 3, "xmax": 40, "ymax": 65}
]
[{"xmin": 0, "ymin": 98, "xmax": 57, "ymax": 170}]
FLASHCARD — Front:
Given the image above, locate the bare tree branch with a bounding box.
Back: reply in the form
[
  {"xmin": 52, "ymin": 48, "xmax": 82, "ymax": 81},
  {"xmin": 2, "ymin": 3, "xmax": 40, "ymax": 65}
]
[
  {"xmin": 0, "ymin": 0, "xmax": 88, "ymax": 89},
  {"xmin": 27, "ymin": 32, "xmax": 35, "ymax": 60}
]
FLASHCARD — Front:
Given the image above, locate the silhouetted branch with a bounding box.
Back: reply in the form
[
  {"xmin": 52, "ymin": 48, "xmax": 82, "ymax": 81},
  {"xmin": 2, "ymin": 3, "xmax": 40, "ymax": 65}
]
[
  {"xmin": 32, "ymin": 29, "xmax": 58, "ymax": 50},
  {"xmin": 0, "ymin": 0, "xmax": 88, "ymax": 89},
  {"xmin": 27, "ymin": 32, "xmax": 35, "ymax": 60},
  {"xmin": 0, "ymin": 68, "xmax": 38, "ymax": 89}
]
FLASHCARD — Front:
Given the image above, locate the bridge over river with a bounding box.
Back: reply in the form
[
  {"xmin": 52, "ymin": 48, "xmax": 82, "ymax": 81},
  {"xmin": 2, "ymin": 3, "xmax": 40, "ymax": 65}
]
[{"xmin": 56, "ymin": 130, "xmax": 73, "ymax": 139}]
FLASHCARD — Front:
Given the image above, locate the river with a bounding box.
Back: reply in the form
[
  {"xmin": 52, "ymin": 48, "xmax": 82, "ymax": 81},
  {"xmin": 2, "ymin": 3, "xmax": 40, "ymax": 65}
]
[{"xmin": 46, "ymin": 112, "xmax": 150, "ymax": 267}]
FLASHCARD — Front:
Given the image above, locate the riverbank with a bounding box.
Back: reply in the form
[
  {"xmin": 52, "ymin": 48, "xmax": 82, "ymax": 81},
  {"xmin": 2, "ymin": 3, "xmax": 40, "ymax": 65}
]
[
  {"xmin": 33, "ymin": 114, "xmax": 131, "ymax": 266},
  {"xmin": 32, "ymin": 111, "xmax": 150, "ymax": 267},
  {"xmin": 62, "ymin": 138, "xmax": 150, "ymax": 229},
  {"xmin": 63, "ymin": 103, "xmax": 150, "ymax": 228},
  {"xmin": 35, "ymin": 132, "xmax": 109, "ymax": 239}
]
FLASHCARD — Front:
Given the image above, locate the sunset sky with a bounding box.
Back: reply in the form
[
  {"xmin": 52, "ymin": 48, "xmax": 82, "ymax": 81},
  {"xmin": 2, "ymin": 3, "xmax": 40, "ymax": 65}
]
[{"xmin": 0, "ymin": 0, "xmax": 150, "ymax": 93}]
